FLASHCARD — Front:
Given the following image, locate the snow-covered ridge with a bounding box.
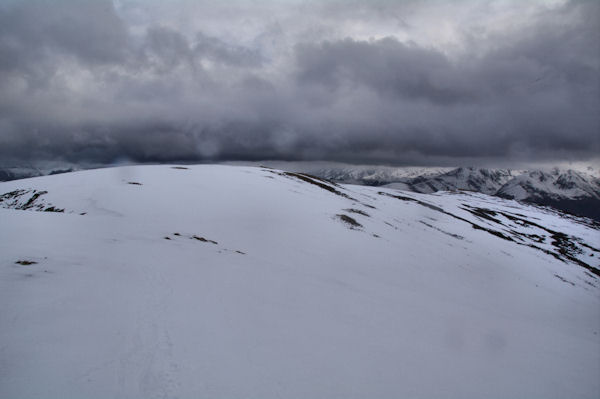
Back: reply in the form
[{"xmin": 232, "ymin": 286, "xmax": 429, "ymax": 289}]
[
  {"xmin": 380, "ymin": 166, "xmax": 599, "ymax": 198},
  {"xmin": 398, "ymin": 167, "xmax": 522, "ymax": 195},
  {"xmin": 1, "ymin": 165, "xmax": 599, "ymax": 398},
  {"xmin": 374, "ymin": 167, "xmax": 600, "ymax": 220},
  {"xmin": 496, "ymin": 169, "xmax": 600, "ymax": 201},
  {"xmin": 3, "ymin": 162, "xmax": 598, "ymax": 219}
]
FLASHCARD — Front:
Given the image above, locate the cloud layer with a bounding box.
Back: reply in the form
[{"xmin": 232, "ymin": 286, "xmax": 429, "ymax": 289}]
[{"xmin": 0, "ymin": 0, "xmax": 598, "ymax": 165}]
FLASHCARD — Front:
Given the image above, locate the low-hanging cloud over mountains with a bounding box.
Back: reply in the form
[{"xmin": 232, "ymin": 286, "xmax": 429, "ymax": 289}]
[{"xmin": 0, "ymin": 0, "xmax": 598, "ymax": 165}]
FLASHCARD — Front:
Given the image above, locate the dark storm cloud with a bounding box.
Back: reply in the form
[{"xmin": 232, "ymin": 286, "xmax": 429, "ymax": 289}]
[{"xmin": 0, "ymin": 0, "xmax": 598, "ymax": 166}]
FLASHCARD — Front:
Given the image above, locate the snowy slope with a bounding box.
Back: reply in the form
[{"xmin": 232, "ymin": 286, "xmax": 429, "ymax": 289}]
[{"xmin": 1, "ymin": 165, "xmax": 599, "ymax": 399}]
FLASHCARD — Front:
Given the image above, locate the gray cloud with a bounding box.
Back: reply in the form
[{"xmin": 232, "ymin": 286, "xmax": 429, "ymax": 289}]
[
  {"xmin": 0, "ymin": 1, "xmax": 129, "ymax": 69},
  {"xmin": 194, "ymin": 32, "xmax": 264, "ymax": 68},
  {"xmin": 295, "ymin": 38, "xmax": 476, "ymax": 104},
  {"xmin": 0, "ymin": 0, "xmax": 598, "ymax": 166}
]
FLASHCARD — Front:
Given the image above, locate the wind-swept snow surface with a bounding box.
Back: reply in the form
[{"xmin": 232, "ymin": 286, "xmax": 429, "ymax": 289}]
[{"xmin": 1, "ymin": 165, "xmax": 599, "ymax": 398}]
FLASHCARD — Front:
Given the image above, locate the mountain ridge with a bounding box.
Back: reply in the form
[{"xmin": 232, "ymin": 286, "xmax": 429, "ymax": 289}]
[{"xmin": 2, "ymin": 163, "xmax": 599, "ymax": 219}]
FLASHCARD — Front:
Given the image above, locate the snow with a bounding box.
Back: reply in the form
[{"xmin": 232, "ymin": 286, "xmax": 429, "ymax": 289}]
[{"xmin": 1, "ymin": 165, "xmax": 599, "ymax": 398}]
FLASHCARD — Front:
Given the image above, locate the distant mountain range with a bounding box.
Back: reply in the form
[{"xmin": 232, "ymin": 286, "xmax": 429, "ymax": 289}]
[
  {"xmin": 0, "ymin": 166, "xmax": 77, "ymax": 182},
  {"xmin": 307, "ymin": 166, "xmax": 600, "ymax": 221}
]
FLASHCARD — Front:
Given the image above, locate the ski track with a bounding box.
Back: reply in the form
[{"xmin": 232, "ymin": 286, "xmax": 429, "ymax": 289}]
[{"xmin": 117, "ymin": 261, "xmax": 180, "ymax": 399}]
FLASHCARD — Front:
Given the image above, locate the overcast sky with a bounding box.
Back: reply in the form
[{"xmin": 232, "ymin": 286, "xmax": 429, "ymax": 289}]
[{"xmin": 0, "ymin": 0, "xmax": 598, "ymax": 166}]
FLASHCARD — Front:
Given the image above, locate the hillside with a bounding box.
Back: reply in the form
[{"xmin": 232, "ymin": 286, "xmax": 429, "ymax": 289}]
[{"xmin": 1, "ymin": 165, "xmax": 599, "ymax": 398}]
